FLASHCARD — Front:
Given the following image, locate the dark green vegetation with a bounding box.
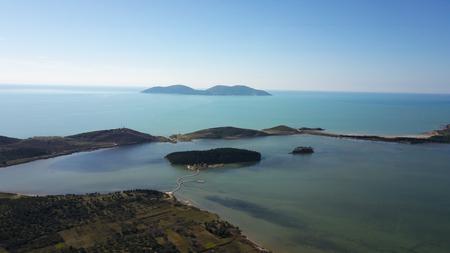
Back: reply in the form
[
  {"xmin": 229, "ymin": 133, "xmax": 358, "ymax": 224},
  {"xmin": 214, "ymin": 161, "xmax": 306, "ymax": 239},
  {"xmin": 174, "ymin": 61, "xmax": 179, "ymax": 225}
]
[
  {"xmin": 142, "ymin": 85, "xmax": 271, "ymax": 96},
  {"xmin": 298, "ymin": 127, "xmax": 325, "ymax": 131},
  {"xmin": 291, "ymin": 146, "xmax": 314, "ymax": 154},
  {"xmin": 0, "ymin": 128, "xmax": 169, "ymax": 167},
  {"xmin": 0, "ymin": 190, "xmax": 266, "ymax": 253},
  {"xmin": 262, "ymin": 125, "xmax": 300, "ymax": 135},
  {"xmin": 0, "ymin": 136, "xmax": 21, "ymax": 145},
  {"xmin": 67, "ymin": 128, "xmax": 168, "ymax": 145},
  {"xmin": 171, "ymin": 127, "xmax": 270, "ymax": 141},
  {"xmin": 165, "ymin": 148, "xmax": 261, "ymax": 166},
  {"xmin": 171, "ymin": 125, "xmax": 303, "ymax": 142}
]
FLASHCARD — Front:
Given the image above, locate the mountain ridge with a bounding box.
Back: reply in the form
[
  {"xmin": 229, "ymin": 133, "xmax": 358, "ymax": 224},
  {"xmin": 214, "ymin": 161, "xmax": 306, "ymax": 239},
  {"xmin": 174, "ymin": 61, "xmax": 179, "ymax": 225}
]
[{"xmin": 142, "ymin": 84, "xmax": 271, "ymax": 96}]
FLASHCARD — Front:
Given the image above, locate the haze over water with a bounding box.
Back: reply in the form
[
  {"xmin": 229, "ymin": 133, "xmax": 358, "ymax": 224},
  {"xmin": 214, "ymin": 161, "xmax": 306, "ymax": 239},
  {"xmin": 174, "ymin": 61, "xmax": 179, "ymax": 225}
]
[
  {"xmin": 1, "ymin": 86, "xmax": 450, "ymax": 138},
  {"xmin": 1, "ymin": 87, "xmax": 450, "ymax": 252}
]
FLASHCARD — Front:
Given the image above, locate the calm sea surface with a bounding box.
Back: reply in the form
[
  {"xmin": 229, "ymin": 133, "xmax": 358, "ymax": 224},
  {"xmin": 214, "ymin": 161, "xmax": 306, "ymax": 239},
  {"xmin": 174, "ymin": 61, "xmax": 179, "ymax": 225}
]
[{"xmin": 1, "ymin": 86, "xmax": 450, "ymax": 252}]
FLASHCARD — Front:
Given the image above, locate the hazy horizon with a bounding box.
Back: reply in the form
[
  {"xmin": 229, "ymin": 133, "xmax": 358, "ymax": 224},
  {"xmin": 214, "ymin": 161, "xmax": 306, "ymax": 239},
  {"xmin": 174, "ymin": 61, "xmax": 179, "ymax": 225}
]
[
  {"xmin": 3, "ymin": 82, "xmax": 450, "ymax": 95},
  {"xmin": 1, "ymin": 0, "xmax": 450, "ymax": 93}
]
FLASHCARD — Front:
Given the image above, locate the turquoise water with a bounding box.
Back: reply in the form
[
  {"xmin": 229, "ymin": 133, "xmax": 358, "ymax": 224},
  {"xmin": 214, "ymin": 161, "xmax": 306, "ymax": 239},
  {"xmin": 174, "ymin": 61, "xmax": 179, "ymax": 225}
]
[
  {"xmin": 1, "ymin": 86, "xmax": 450, "ymax": 138},
  {"xmin": 1, "ymin": 86, "xmax": 450, "ymax": 252}
]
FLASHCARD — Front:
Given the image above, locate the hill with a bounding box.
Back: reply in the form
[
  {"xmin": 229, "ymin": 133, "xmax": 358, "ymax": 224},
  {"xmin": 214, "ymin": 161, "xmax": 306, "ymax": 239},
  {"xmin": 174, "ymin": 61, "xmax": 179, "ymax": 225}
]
[
  {"xmin": 205, "ymin": 85, "xmax": 271, "ymax": 96},
  {"xmin": 142, "ymin": 85, "xmax": 203, "ymax": 95},
  {"xmin": 262, "ymin": 125, "xmax": 300, "ymax": 135},
  {"xmin": 0, "ymin": 128, "xmax": 170, "ymax": 167},
  {"xmin": 170, "ymin": 126, "xmax": 270, "ymax": 141}
]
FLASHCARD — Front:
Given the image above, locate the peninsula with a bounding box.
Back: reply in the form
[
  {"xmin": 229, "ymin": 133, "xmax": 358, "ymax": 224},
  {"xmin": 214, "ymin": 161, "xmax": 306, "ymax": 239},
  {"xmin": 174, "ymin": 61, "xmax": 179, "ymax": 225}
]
[
  {"xmin": 0, "ymin": 128, "xmax": 170, "ymax": 167},
  {"xmin": 0, "ymin": 190, "xmax": 266, "ymax": 253},
  {"xmin": 171, "ymin": 124, "xmax": 450, "ymax": 144},
  {"xmin": 142, "ymin": 85, "xmax": 271, "ymax": 96},
  {"xmin": 165, "ymin": 148, "xmax": 262, "ymax": 166}
]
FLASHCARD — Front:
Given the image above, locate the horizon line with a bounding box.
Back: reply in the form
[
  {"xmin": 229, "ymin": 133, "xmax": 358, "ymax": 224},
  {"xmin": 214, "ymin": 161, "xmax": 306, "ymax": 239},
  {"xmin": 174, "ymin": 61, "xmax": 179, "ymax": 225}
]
[{"xmin": 0, "ymin": 83, "xmax": 450, "ymax": 96}]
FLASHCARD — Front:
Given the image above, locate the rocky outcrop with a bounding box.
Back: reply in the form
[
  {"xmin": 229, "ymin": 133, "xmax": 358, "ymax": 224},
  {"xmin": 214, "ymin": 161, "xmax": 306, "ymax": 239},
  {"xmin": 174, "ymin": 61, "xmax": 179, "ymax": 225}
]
[
  {"xmin": 428, "ymin": 124, "xmax": 450, "ymax": 143},
  {"xmin": 291, "ymin": 146, "xmax": 314, "ymax": 154}
]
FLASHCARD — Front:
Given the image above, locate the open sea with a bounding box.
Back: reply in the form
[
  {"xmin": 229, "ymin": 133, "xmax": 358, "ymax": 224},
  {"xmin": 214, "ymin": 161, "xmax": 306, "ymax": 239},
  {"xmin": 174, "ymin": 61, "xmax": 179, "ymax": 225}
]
[{"xmin": 1, "ymin": 85, "xmax": 450, "ymax": 252}]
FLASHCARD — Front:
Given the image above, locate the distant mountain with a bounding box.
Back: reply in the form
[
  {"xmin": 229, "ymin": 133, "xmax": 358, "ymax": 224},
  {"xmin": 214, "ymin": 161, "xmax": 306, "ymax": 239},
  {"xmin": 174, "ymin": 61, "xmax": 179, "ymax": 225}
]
[
  {"xmin": 142, "ymin": 85, "xmax": 271, "ymax": 96},
  {"xmin": 142, "ymin": 85, "xmax": 203, "ymax": 95},
  {"xmin": 205, "ymin": 85, "xmax": 271, "ymax": 96}
]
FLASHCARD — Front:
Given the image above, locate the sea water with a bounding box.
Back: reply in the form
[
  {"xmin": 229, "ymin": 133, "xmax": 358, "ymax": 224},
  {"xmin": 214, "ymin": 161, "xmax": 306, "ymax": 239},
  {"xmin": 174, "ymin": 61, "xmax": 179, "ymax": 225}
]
[
  {"xmin": 1, "ymin": 86, "xmax": 450, "ymax": 252},
  {"xmin": 1, "ymin": 85, "xmax": 450, "ymax": 138}
]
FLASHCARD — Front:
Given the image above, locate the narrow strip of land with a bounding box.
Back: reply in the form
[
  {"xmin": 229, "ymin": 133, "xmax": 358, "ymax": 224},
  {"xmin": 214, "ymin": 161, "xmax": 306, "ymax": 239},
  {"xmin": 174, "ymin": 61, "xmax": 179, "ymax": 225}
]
[
  {"xmin": 299, "ymin": 129, "xmax": 434, "ymax": 144},
  {"xmin": 167, "ymin": 169, "xmax": 200, "ymax": 194}
]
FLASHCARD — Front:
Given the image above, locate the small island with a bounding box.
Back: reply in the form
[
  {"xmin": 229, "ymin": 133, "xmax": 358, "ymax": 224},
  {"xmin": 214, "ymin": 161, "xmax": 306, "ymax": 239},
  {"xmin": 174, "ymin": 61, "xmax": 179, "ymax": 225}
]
[
  {"xmin": 0, "ymin": 190, "xmax": 266, "ymax": 252},
  {"xmin": 165, "ymin": 148, "xmax": 261, "ymax": 166},
  {"xmin": 142, "ymin": 84, "xmax": 271, "ymax": 96},
  {"xmin": 291, "ymin": 146, "xmax": 314, "ymax": 154}
]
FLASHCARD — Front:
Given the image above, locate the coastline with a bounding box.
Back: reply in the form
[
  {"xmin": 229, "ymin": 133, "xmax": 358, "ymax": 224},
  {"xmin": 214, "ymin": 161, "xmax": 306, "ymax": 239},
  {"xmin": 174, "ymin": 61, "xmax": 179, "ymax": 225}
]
[
  {"xmin": 1, "ymin": 124, "xmax": 449, "ymax": 252},
  {"xmin": 1, "ymin": 124, "xmax": 449, "ymax": 169},
  {"xmin": 0, "ymin": 144, "xmax": 117, "ymax": 168},
  {"xmin": 0, "ymin": 189, "xmax": 271, "ymax": 253},
  {"xmin": 173, "ymin": 191, "xmax": 270, "ymax": 252}
]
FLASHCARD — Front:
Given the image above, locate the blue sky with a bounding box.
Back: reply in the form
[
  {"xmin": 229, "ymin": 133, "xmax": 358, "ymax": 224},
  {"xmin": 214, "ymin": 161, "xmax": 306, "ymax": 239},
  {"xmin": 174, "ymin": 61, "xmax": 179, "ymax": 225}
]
[{"xmin": 1, "ymin": 0, "xmax": 450, "ymax": 93}]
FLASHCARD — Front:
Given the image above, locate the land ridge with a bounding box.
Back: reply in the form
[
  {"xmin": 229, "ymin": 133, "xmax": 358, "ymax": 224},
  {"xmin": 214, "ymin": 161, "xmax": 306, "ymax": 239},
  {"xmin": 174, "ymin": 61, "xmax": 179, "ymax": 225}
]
[
  {"xmin": 0, "ymin": 128, "xmax": 170, "ymax": 167},
  {"xmin": 171, "ymin": 124, "xmax": 450, "ymax": 144}
]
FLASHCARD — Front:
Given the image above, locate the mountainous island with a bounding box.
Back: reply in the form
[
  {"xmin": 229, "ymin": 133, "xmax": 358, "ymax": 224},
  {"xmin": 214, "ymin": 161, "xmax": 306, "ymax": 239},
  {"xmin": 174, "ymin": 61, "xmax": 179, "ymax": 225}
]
[
  {"xmin": 0, "ymin": 128, "xmax": 170, "ymax": 167},
  {"xmin": 0, "ymin": 190, "xmax": 266, "ymax": 253},
  {"xmin": 165, "ymin": 148, "xmax": 262, "ymax": 166},
  {"xmin": 142, "ymin": 85, "xmax": 271, "ymax": 96}
]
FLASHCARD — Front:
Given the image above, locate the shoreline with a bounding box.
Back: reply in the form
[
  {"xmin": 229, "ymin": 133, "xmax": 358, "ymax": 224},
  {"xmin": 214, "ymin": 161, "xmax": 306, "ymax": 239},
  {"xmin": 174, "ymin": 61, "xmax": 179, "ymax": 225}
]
[
  {"xmin": 298, "ymin": 130, "xmax": 436, "ymax": 144},
  {"xmin": 0, "ymin": 145, "xmax": 118, "ymax": 168},
  {"xmin": 1, "ymin": 124, "xmax": 449, "ymax": 169},
  {"xmin": 173, "ymin": 191, "xmax": 270, "ymax": 252},
  {"xmin": 0, "ymin": 189, "xmax": 270, "ymax": 252}
]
